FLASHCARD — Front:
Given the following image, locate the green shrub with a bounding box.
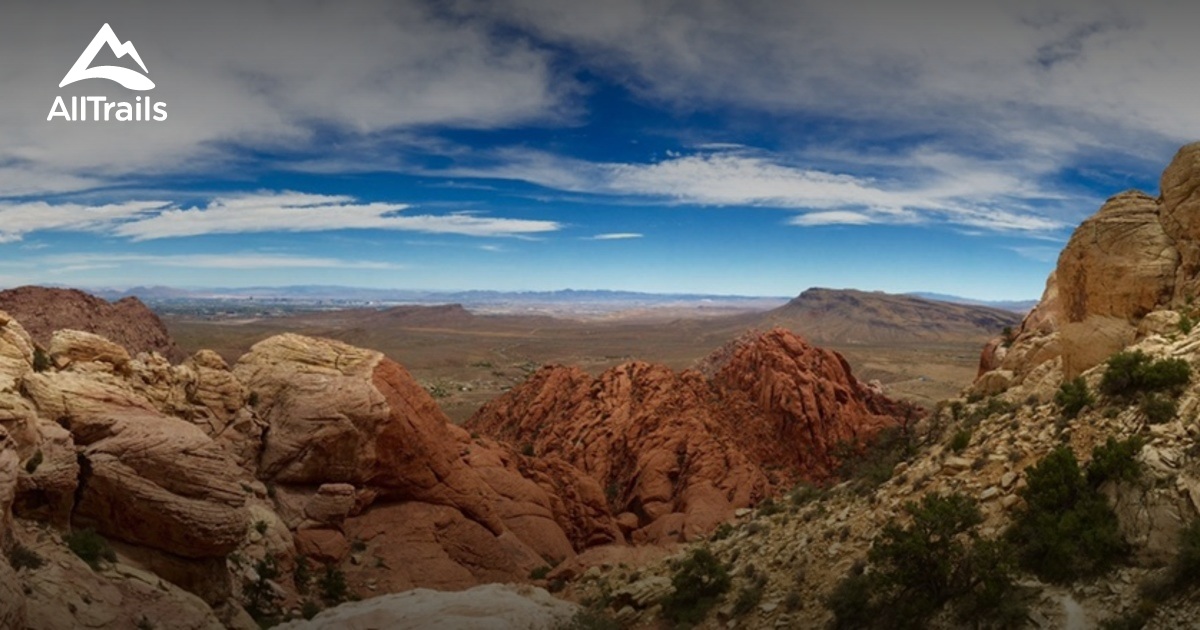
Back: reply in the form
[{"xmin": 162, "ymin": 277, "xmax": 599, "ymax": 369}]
[
  {"xmin": 32, "ymin": 347, "xmax": 50, "ymax": 372},
  {"xmin": 1100, "ymin": 351, "xmax": 1191, "ymax": 399},
  {"xmin": 1139, "ymin": 394, "xmax": 1177, "ymax": 424},
  {"xmin": 1180, "ymin": 313, "xmax": 1196, "ymax": 335},
  {"xmin": 834, "ymin": 426, "xmax": 913, "ymax": 492},
  {"xmin": 661, "ymin": 547, "xmax": 731, "ymax": 625},
  {"xmin": 827, "ymin": 493, "xmax": 1028, "ymax": 629},
  {"xmin": 732, "ymin": 578, "xmax": 766, "ymax": 617},
  {"xmin": 7, "ymin": 542, "xmax": 44, "ymax": 570},
  {"xmin": 949, "ymin": 428, "xmax": 971, "ymax": 453},
  {"xmin": 319, "ymin": 565, "xmax": 349, "ymax": 605},
  {"xmin": 967, "ymin": 397, "xmax": 1017, "ymax": 424},
  {"xmin": 294, "ymin": 556, "xmax": 312, "ymax": 594},
  {"xmin": 66, "ymin": 528, "xmax": 117, "ymax": 570},
  {"xmin": 1006, "ymin": 446, "xmax": 1129, "ymax": 583},
  {"xmin": 529, "ymin": 565, "xmax": 550, "ymax": 580},
  {"xmin": 1055, "ymin": 377, "xmax": 1094, "ymax": 419},
  {"xmin": 757, "ymin": 497, "xmax": 782, "ymax": 517},
  {"xmin": 243, "ymin": 557, "xmax": 282, "ymax": 624},
  {"xmin": 826, "ymin": 567, "xmax": 872, "ymax": 630},
  {"xmin": 1087, "ymin": 436, "xmax": 1144, "ymax": 487},
  {"xmin": 710, "ymin": 522, "xmax": 734, "ymax": 541}
]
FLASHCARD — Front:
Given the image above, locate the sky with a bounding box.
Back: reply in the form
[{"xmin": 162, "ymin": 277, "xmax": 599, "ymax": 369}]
[{"xmin": 1, "ymin": 0, "xmax": 1198, "ymax": 300}]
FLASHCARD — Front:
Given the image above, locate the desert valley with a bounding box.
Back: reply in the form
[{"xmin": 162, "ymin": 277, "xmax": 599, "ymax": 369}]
[{"xmin": 4, "ymin": 144, "xmax": 1200, "ymax": 629}]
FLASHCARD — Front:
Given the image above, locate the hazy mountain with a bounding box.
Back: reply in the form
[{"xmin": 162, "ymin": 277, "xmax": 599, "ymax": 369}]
[
  {"xmin": 759, "ymin": 288, "xmax": 1021, "ymax": 344},
  {"xmin": 906, "ymin": 292, "xmax": 1037, "ymax": 313}
]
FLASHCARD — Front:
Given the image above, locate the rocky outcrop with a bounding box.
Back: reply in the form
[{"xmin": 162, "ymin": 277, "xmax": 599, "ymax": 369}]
[
  {"xmin": 469, "ymin": 328, "xmax": 915, "ymax": 543},
  {"xmin": 235, "ymin": 333, "xmax": 621, "ymax": 589},
  {"xmin": 0, "ymin": 286, "xmax": 181, "ymax": 360},
  {"xmin": 976, "ymin": 143, "xmax": 1200, "ymax": 397}
]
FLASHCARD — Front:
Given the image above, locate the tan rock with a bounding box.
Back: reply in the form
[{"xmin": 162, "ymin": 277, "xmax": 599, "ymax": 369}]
[
  {"xmin": 0, "ymin": 310, "xmax": 34, "ymax": 385},
  {"xmin": 274, "ymin": 584, "xmax": 577, "ymax": 630},
  {"xmin": 69, "ymin": 407, "xmax": 250, "ymax": 559},
  {"xmin": 49, "ymin": 329, "xmax": 131, "ymax": 372},
  {"xmin": 13, "ymin": 418, "xmax": 79, "ymax": 526},
  {"xmin": 303, "ymin": 483, "xmax": 357, "ymax": 527}
]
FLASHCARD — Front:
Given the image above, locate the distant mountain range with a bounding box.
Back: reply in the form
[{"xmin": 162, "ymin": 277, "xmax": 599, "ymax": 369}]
[
  {"xmin": 90, "ymin": 285, "xmax": 786, "ymax": 306},
  {"xmin": 905, "ymin": 292, "xmax": 1037, "ymax": 313},
  {"xmin": 82, "ymin": 285, "xmax": 1035, "ymax": 313}
]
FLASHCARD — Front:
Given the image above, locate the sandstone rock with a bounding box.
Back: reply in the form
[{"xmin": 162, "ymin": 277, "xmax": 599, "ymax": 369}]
[
  {"xmin": 0, "ymin": 555, "xmax": 25, "ymax": 630},
  {"xmin": 17, "ymin": 522, "xmax": 224, "ymax": 630},
  {"xmin": 974, "ymin": 370, "xmax": 1013, "ymax": 397},
  {"xmin": 0, "ymin": 310, "xmax": 34, "ymax": 385},
  {"xmin": 275, "ymin": 584, "xmax": 577, "ymax": 630},
  {"xmin": 13, "ymin": 418, "xmax": 79, "ymax": 526},
  {"xmin": 0, "ymin": 428, "xmax": 18, "ymax": 541},
  {"xmin": 295, "ymin": 528, "xmax": 350, "ymax": 564},
  {"xmin": 614, "ymin": 575, "xmax": 673, "ymax": 609},
  {"xmin": 0, "ymin": 286, "xmax": 182, "ymax": 361},
  {"xmin": 469, "ymin": 329, "xmax": 913, "ymax": 543},
  {"xmin": 1138, "ymin": 310, "xmax": 1183, "ymax": 337},
  {"xmin": 49, "ymin": 329, "xmax": 131, "ymax": 372},
  {"xmin": 66, "ymin": 406, "xmax": 250, "ymax": 559},
  {"xmin": 303, "ymin": 483, "xmax": 357, "ymax": 527},
  {"xmin": 1000, "ymin": 471, "xmax": 1017, "ymax": 489},
  {"xmin": 976, "ymin": 143, "xmax": 1200, "ymax": 391},
  {"xmin": 238, "ymin": 333, "xmax": 620, "ymax": 590}
]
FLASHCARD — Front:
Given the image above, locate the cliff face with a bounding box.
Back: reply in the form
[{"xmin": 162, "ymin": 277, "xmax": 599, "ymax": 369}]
[
  {"xmin": 976, "ymin": 143, "xmax": 1200, "ymax": 398},
  {"xmin": 469, "ymin": 328, "xmax": 917, "ymax": 544}
]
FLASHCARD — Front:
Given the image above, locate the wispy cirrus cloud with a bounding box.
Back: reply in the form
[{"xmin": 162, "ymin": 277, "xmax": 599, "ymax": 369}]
[
  {"xmin": 0, "ymin": 191, "xmax": 561, "ymax": 242},
  {"xmin": 444, "ymin": 148, "xmax": 1072, "ymax": 233},
  {"xmin": 588, "ymin": 232, "xmax": 643, "ymax": 240}
]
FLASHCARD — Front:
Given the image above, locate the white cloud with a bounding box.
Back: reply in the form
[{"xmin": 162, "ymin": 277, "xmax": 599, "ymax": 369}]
[
  {"xmin": 789, "ymin": 211, "xmax": 875, "ymax": 227},
  {"xmin": 467, "ymin": 0, "xmax": 1200, "ymax": 164},
  {"xmin": 0, "ymin": 191, "xmax": 561, "ymax": 241},
  {"xmin": 0, "ymin": 1, "xmax": 572, "ymax": 196},
  {"xmin": 589, "ymin": 232, "xmax": 643, "ymax": 239},
  {"xmin": 445, "ymin": 149, "xmax": 1071, "ymax": 233}
]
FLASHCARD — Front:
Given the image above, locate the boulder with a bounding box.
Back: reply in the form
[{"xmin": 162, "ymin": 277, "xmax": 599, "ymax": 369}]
[{"xmin": 275, "ymin": 584, "xmax": 577, "ymax": 630}]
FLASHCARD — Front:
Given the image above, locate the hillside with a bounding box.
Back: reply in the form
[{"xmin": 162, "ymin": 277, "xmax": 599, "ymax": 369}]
[
  {"xmin": 760, "ymin": 287, "xmax": 1021, "ymax": 345},
  {"xmin": 0, "ymin": 285, "xmax": 182, "ymax": 361}
]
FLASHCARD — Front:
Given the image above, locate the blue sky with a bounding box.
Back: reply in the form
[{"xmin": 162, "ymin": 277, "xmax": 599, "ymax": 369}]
[{"xmin": 2, "ymin": 1, "xmax": 1197, "ymax": 300}]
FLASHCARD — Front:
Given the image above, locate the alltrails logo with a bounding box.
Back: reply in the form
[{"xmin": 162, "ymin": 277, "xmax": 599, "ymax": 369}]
[{"xmin": 47, "ymin": 23, "xmax": 167, "ymax": 122}]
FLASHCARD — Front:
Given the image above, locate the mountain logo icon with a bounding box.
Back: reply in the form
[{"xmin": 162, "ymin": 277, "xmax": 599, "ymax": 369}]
[{"xmin": 59, "ymin": 23, "xmax": 155, "ymax": 91}]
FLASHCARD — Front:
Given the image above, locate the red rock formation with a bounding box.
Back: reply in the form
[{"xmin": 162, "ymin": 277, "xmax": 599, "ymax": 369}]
[
  {"xmin": 0, "ymin": 286, "xmax": 181, "ymax": 360},
  {"xmin": 469, "ymin": 328, "xmax": 915, "ymax": 543},
  {"xmin": 235, "ymin": 334, "xmax": 621, "ymax": 589}
]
